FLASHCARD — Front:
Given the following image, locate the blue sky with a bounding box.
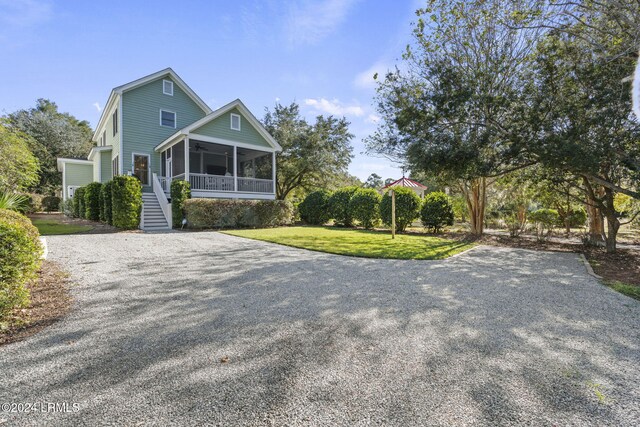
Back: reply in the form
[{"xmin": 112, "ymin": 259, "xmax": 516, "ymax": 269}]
[{"xmin": 0, "ymin": 0, "xmax": 420, "ymax": 181}]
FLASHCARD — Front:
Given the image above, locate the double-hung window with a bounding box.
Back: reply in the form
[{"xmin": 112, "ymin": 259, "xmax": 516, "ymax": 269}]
[{"xmin": 160, "ymin": 110, "xmax": 176, "ymax": 128}]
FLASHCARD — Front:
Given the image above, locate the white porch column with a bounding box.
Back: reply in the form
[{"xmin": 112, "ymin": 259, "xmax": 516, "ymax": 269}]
[
  {"xmin": 271, "ymin": 152, "xmax": 276, "ymax": 195},
  {"xmin": 233, "ymin": 145, "xmax": 238, "ymax": 192},
  {"xmin": 184, "ymin": 137, "xmax": 189, "ymax": 186}
]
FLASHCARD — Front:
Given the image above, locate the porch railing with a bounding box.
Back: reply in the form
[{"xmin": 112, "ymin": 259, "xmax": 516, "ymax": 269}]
[
  {"xmin": 159, "ymin": 173, "xmax": 274, "ymax": 194},
  {"xmin": 238, "ymin": 177, "xmax": 274, "ymax": 193},
  {"xmin": 189, "ymin": 173, "xmax": 234, "ymax": 191}
]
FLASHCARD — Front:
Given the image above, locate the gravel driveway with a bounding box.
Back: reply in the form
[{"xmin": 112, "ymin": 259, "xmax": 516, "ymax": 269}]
[{"xmin": 1, "ymin": 231, "xmax": 639, "ymax": 426}]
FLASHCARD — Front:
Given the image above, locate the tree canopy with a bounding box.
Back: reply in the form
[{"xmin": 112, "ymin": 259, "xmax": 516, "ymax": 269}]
[
  {"xmin": 7, "ymin": 99, "xmax": 93, "ymax": 193},
  {"xmin": 262, "ymin": 102, "xmax": 354, "ymax": 200},
  {"xmin": 0, "ymin": 121, "xmax": 39, "ymax": 193}
]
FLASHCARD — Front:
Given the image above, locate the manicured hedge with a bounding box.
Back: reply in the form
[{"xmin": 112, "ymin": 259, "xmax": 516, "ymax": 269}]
[
  {"xmin": 349, "ymin": 188, "xmax": 381, "ymax": 229},
  {"xmin": 0, "ymin": 209, "xmax": 42, "ymax": 320},
  {"xmin": 299, "ymin": 190, "xmax": 332, "ymax": 225},
  {"xmin": 380, "ymin": 187, "xmax": 421, "ymax": 232},
  {"xmin": 41, "ymin": 196, "xmax": 61, "ymax": 213},
  {"xmin": 111, "ymin": 176, "xmax": 142, "ymax": 229},
  {"xmin": 421, "ymin": 191, "xmax": 454, "ymax": 233},
  {"xmin": 101, "ymin": 181, "xmax": 113, "ymax": 224},
  {"xmin": 84, "ymin": 182, "xmax": 102, "ymax": 221},
  {"xmin": 170, "ymin": 179, "xmax": 191, "ymax": 228},
  {"xmin": 184, "ymin": 199, "xmax": 293, "ymax": 229},
  {"xmin": 74, "ymin": 187, "xmax": 86, "ymax": 219},
  {"xmin": 329, "ymin": 186, "xmax": 359, "ymax": 227}
]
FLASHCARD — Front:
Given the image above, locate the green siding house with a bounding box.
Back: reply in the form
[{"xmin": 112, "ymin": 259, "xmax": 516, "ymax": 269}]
[{"xmin": 57, "ymin": 68, "xmax": 282, "ymax": 230}]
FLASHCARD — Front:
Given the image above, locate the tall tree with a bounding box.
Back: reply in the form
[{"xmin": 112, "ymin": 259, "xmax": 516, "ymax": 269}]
[
  {"xmin": 367, "ymin": 0, "xmax": 541, "ymax": 234},
  {"xmin": 0, "ymin": 121, "xmax": 39, "ymax": 193},
  {"xmin": 7, "ymin": 99, "xmax": 93, "ymax": 193},
  {"xmin": 263, "ymin": 103, "xmax": 354, "ymax": 200},
  {"xmin": 363, "ymin": 173, "xmax": 383, "ymax": 189}
]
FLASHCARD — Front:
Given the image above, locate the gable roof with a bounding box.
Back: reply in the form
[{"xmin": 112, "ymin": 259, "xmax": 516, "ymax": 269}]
[
  {"xmin": 92, "ymin": 68, "xmax": 212, "ymax": 142},
  {"xmin": 155, "ymin": 99, "xmax": 282, "ymax": 152},
  {"xmin": 383, "ymin": 177, "xmax": 428, "ymax": 190}
]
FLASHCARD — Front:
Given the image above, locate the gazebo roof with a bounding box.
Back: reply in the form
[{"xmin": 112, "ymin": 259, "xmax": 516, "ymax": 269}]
[{"xmin": 382, "ymin": 177, "xmax": 428, "ymax": 190}]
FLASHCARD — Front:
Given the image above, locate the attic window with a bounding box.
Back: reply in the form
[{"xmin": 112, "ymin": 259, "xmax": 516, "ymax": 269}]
[
  {"xmin": 163, "ymin": 80, "xmax": 173, "ymax": 96},
  {"xmin": 230, "ymin": 113, "xmax": 241, "ymax": 131}
]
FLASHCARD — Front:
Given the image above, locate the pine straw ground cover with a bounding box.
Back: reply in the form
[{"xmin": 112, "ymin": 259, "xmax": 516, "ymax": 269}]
[{"xmin": 0, "ymin": 261, "xmax": 73, "ymax": 346}]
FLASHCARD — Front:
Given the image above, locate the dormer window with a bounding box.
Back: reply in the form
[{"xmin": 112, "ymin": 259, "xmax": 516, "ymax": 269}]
[
  {"xmin": 163, "ymin": 79, "xmax": 174, "ymax": 96},
  {"xmin": 230, "ymin": 113, "xmax": 241, "ymax": 131}
]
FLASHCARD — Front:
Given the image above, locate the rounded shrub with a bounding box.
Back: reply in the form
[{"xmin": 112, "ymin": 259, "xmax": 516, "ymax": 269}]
[
  {"xmin": 380, "ymin": 186, "xmax": 421, "ymax": 232},
  {"xmin": 421, "ymin": 191, "xmax": 454, "ymax": 233},
  {"xmin": 111, "ymin": 176, "xmax": 142, "ymax": 229},
  {"xmin": 348, "ymin": 188, "xmax": 381, "ymax": 229},
  {"xmin": 0, "ymin": 209, "xmax": 42, "ymax": 320},
  {"xmin": 298, "ymin": 190, "xmax": 332, "ymax": 225},
  {"xmin": 101, "ymin": 181, "xmax": 113, "ymax": 224},
  {"xmin": 41, "ymin": 196, "xmax": 61, "ymax": 213},
  {"xmin": 170, "ymin": 179, "xmax": 191, "ymax": 228},
  {"xmin": 329, "ymin": 186, "xmax": 359, "ymax": 227},
  {"xmin": 529, "ymin": 208, "xmax": 559, "ymax": 241},
  {"xmin": 84, "ymin": 182, "xmax": 102, "ymax": 221},
  {"xmin": 74, "ymin": 187, "xmax": 86, "ymax": 219},
  {"xmin": 184, "ymin": 199, "xmax": 292, "ymax": 229},
  {"xmin": 566, "ymin": 208, "xmax": 587, "ymax": 228}
]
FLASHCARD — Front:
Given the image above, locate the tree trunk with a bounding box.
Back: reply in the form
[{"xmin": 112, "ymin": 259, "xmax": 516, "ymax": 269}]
[
  {"xmin": 462, "ymin": 177, "xmax": 487, "ymax": 235},
  {"xmin": 602, "ymin": 188, "xmax": 620, "ymax": 253},
  {"xmin": 585, "ymin": 197, "xmax": 605, "ymax": 246}
]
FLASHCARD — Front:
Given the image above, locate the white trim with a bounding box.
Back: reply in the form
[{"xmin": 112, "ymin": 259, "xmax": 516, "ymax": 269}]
[
  {"xmin": 91, "ymin": 92, "xmax": 119, "ymax": 142},
  {"xmin": 62, "ymin": 163, "xmax": 66, "ymax": 200},
  {"xmin": 132, "ymin": 152, "xmax": 151, "ymax": 186},
  {"xmin": 159, "ymin": 109, "xmax": 177, "ymax": 128},
  {"xmin": 87, "ymin": 145, "xmax": 112, "ymax": 161},
  {"xmin": 153, "ymin": 99, "xmax": 282, "ymax": 152},
  {"xmin": 57, "ymin": 158, "xmax": 93, "ymax": 171},
  {"xmin": 233, "ymin": 145, "xmax": 238, "ymax": 192},
  {"xmin": 158, "ymin": 133, "xmax": 276, "ymax": 154},
  {"xmin": 113, "ymin": 68, "xmax": 211, "ymax": 114},
  {"xmin": 190, "ymin": 191, "xmax": 276, "ymax": 200},
  {"xmin": 97, "ymin": 152, "xmax": 101, "ymax": 183},
  {"xmin": 230, "ymin": 113, "xmax": 241, "ymax": 131},
  {"xmin": 272, "ymin": 152, "xmax": 276, "ymax": 195},
  {"xmin": 119, "ymin": 96, "xmax": 124, "ymax": 175},
  {"xmin": 162, "ymin": 79, "xmax": 174, "ymax": 96},
  {"xmin": 184, "ymin": 137, "xmax": 190, "ymax": 184}
]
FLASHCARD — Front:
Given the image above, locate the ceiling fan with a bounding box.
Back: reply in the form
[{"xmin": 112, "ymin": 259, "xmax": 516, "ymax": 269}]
[{"xmin": 194, "ymin": 143, "xmax": 209, "ymax": 152}]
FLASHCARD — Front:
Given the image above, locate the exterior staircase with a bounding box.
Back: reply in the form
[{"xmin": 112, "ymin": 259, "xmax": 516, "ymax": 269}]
[{"xmin": 141, "ymin": 193, "xmax": 171, "ymax": 231}]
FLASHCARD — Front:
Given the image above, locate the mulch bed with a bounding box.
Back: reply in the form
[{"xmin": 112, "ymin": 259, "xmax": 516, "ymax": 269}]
[{"xmin": 0, "ymin": 261, "xmax": 73, "ymax": 346}]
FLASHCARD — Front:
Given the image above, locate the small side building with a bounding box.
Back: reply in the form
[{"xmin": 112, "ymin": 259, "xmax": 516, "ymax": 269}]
[{"xmin": 381, "ymin": 177, "xmax": 428, "ymax": 198}]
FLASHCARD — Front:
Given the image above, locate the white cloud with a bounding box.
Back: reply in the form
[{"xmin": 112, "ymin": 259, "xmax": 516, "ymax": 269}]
[
  {"xmin": 365, "ymin": 114, "xmax": 380, "ymax": 124},
  {"xmin": 304, "ymin": 98, "xmax": 364, "ymax": 117},
  {"xmin": 0, "ymin": 0, "xmax": 53, "ymax": 46},
  {"xmin": 354, "ymin": 61, "xmax": 391, "ymax": 89},
  {"xmin": 275, "ymin": 97, "xmax": 280, "ymax": 102},
  {"xmin": 92, "ymin": 102, "xmax": 101, "ymax": 112},
  {"xmin": 286, "ymin": 0, "xmax": 359, "ymax": 46}
]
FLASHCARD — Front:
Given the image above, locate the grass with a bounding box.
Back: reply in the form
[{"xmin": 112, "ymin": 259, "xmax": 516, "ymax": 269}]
[
  {"xmin": 604, "ymin": 280, "xmax": 640, "ymax": 301},
  {"xmin": 222, "ymin": 226, "xmax": 475, "ymax": 260},
  {"xmin": 31, "ymin": 218, "xmax": 93, "ymax": 235}
]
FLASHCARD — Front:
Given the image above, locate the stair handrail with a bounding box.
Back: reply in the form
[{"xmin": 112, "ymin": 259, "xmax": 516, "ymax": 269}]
[{"xmin": 152, "ymin": 173, "xmax": 172, "ymax": 228}]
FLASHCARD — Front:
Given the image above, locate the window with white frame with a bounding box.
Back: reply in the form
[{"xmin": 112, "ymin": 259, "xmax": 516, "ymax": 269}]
[
  {"xmin": 112, "ymin": 109, "xmax": 118, "ymax": 136},
  {"xmin": 112, "ymin": 155, "xmax": 119, "ymax": 176},
  {"xmin": 230, "ymin": 113, "xmax": 241, "ymax": 131},
  {"xmin": 160, "ymin": 110, "xmax": 176, "ymax": 128},
  {"xmin": 163, "ymin": 79, "xmax": 174, "ymax": 96}
]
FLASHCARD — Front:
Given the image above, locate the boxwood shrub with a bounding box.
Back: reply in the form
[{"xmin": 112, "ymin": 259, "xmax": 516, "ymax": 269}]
[
  {"xmin": 421, "ymin": 191, "xmax": 454, "ymax": 233},
  {"xmin": 184, "ymin": 199, "xmax": 293, "ymax": 229},
  {"xmin": 348, "ymin": 188, "xmax": 381, "ymax": 229},
  {"xmin": 111, "ymin": 176, "xmax": 142, "ymax": 229},
  {"xmin": 329, "ymin": 186, "xmax": 359, "ymax": 227},
  {"xmin": 42, "ymin": 195, "xmax": 61, "ymax": 213},
  {"xmin": 74, "ymin": 187, "xmax": 86, "ymax": 219},
  {"xmin": 298, "ymin": 190, "xmax": 332, "ymax": 225},
  {"xmin": 170, "ymin": 179, "xmax": 191, "ymax": 228},
  {"xmin": 84, "ymin": 182, "xmax": 102, "ymax": 221},
  {"xmin": 380, "ymin": 187, "xmax": 421, "ymax": 232},
  {"xmin": 0, "ymin": 209, "xmax": 42, "ymax": 321},
  {"xmin": 101, "ymin": 181, "xmax": 113, "ymax": 224}
]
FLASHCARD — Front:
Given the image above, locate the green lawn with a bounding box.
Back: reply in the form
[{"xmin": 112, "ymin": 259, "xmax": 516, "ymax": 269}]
[
  {"xmin": 31, "ymin": 218, "xmax": 93, "ymax": 235},
  {"xmin": 222, "ymin": 226, "xmax": 474, "ymax": 260},
  {"xmin": 604, "ymin": 280, "xmax": 640, "ymax": 301}
]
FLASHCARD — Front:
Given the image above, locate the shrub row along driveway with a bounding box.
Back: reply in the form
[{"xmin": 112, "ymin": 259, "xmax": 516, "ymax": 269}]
[{"xmin": 1, "ymin": 232, "xmax": 639, "ymax": 426}]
